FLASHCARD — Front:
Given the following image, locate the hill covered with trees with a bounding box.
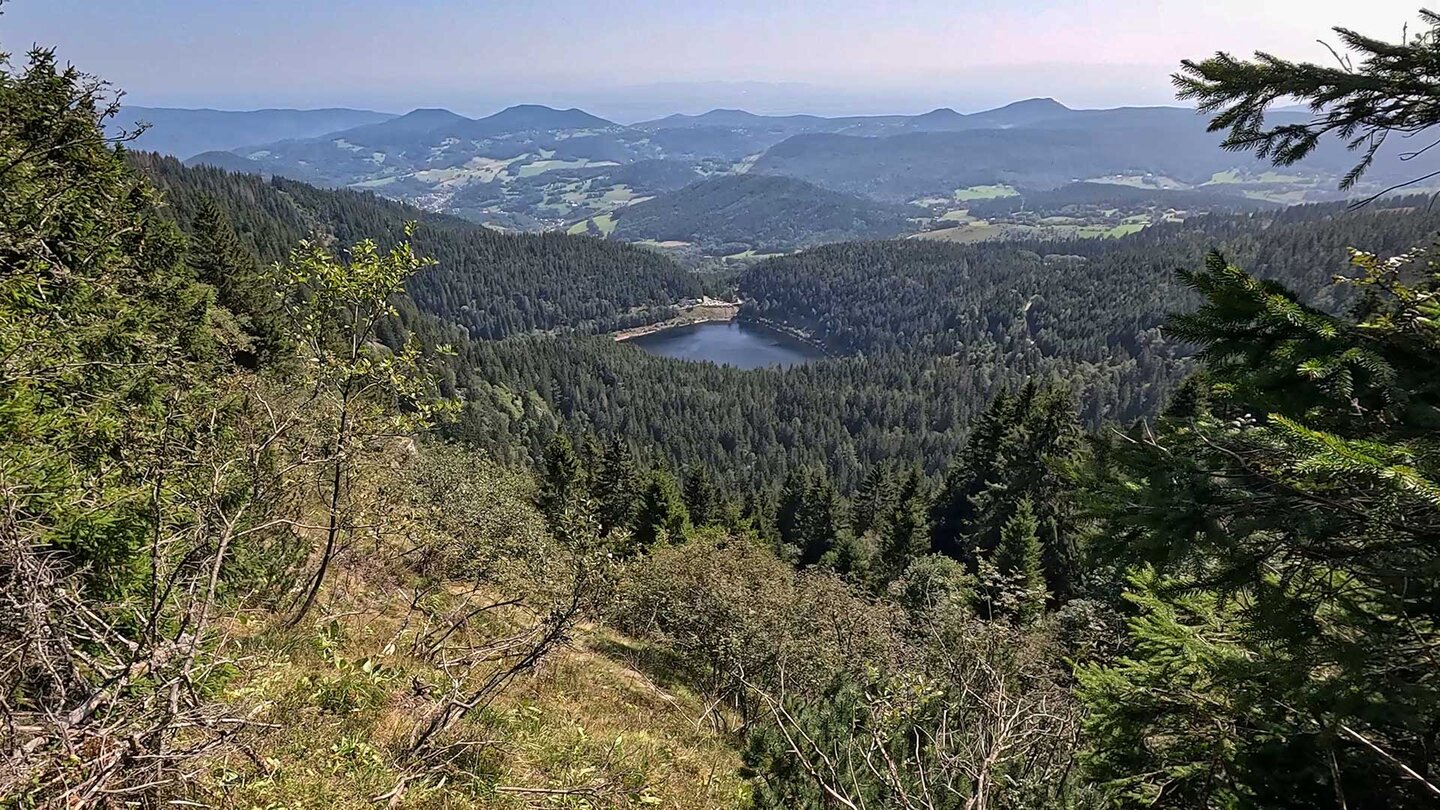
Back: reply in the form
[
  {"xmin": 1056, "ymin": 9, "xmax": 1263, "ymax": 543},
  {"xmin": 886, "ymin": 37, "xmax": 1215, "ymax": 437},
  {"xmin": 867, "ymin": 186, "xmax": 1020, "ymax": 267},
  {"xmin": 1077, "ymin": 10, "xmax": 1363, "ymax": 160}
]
[
  {"xmin": 132, "ymin": 154, "xmax": 1440, "ymax": 494},
  {"xmin": 609, "ymin": 174, "xmax": 918, "ymax": 252},
  {"xmin": 137, "ymin": 154, "xmax": 702, "ymax": 338},
  {"xmin": 739, "ymin": 197, "xmax": 1440, "ymax": 356}
]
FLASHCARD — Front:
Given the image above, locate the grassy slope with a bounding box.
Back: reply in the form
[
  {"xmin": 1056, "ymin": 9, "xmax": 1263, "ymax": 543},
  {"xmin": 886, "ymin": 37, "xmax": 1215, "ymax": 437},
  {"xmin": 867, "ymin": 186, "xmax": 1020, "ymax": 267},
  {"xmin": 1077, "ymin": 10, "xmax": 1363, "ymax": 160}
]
[{"xmin": 197, "ymin": 584, "xmax": 747, "ymax": 809}]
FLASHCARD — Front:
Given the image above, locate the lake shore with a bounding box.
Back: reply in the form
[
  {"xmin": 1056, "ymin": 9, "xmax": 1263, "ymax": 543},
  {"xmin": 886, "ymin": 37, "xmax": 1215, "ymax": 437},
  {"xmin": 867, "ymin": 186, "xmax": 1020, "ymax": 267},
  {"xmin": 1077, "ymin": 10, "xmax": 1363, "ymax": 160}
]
[
  {"xmin": 739, "ymin": 315, "xmax": 833, "ymax": 357},
  {"xmin": 612, "ymin": 300, "xmax": 740, "ymax": 341}
]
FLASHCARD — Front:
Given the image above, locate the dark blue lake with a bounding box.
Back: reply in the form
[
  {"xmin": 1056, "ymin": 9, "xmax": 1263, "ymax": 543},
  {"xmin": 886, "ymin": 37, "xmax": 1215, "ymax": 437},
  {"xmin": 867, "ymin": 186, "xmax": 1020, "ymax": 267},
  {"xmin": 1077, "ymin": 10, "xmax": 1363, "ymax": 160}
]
[{"xmin": 627, "ymin": 321, "xmax": 824, "ymax": 369}]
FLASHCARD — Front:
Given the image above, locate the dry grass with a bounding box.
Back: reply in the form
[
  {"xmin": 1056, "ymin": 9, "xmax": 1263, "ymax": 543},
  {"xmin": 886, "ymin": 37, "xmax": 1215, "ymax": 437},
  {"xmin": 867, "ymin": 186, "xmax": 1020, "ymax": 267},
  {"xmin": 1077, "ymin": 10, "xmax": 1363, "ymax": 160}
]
[{"xmin": 182, "ymin": 576, "xmax": 748, "ymax": 809}]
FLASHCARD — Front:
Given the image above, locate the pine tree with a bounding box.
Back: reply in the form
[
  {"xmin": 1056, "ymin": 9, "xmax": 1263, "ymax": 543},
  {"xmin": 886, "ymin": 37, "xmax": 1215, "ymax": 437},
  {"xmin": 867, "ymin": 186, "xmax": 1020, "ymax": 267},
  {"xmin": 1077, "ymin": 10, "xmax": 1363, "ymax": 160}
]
[
  {"xmin": 797, "ymin": 473, "xmax": 848, "ymax": 568},
  {"xmin": 927, "ymin": 385, "xmax": 1084, "ymax": 603},
  {"xmin": 632, "ymin": 470, "xmax": 690, "ymax": 553},
  {"xmin": 991, "ymin": 498, "xmax": 1046, "ymax": 624},
  {"xmin": 776, "ymin": 469, "xmax": 810, "ymax": 558},
  {"xmin": 1175, "ymin": 10, "xmax": 1440, "ymax": 192},
  {"xmin": 852, "ymin": 462, "xmax": 897, "ymax": 538},
  {"xmin": 682, "ymin": 466, "xmax": 717, "ymax": 527},
  {"xmin": 1012, "ymin": 388, "xmax": 1084, "ymax": 600},
  {"xmin": 537, "ymin": 433, "xmax": 585, "ymax": 533},
  {"xmin": 190, "ymin": 196, "xmax": 283, "ymax": 366},
  {"xmin": 593, "ymin": 436, "xmax": 642, "ymax": 538},
  {"xmin": 821, "ymin": 532, "xmax": 872, "ymax": 581},
  {"xmin": 929, "ymin": 392, "xmax": 1018, "ymax": 560},
  {"xmin": 875, "ymin": 470, "xmax": 928, "ymax": 585}
]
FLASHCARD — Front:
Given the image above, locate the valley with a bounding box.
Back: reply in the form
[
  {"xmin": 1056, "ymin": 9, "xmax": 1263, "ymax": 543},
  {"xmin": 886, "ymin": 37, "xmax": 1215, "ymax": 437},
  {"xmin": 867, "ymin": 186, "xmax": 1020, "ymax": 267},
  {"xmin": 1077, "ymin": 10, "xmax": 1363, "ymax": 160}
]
[
  {"xmin": 157, "ymin": 96, "xmax": 1440, "ymax": 261},
  {"xmin": 625, "ymin": 320, "xmax": 824, "ymax": 369}
]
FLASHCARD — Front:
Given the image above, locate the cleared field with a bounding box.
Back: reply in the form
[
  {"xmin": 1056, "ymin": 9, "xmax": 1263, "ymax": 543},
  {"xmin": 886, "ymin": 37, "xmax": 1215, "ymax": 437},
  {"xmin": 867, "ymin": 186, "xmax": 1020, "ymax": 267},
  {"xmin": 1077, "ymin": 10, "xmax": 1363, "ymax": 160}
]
[
  {"xmin": 601, "ymin": 184, "xmax": 641, "ymax": 202},
  {"xmin": 517, "ymin": 158, "xmax": 620, "ymax": 178},
  {"xmin": 1204, "ymin": 169, "xmax": 1309, "ymax": 185},
  {"xmin": 938, "ymin": 209, "xmax": 978, "ymax": 222},
  {"xmin": 461, "ymin": 155, "xmax": 523, "ymax": 182},
  {"xmin": 914, "ymin": 222, "xmax": 1006, "ymax": 242},
  {"xmin": 1084, "ymin": 174, "xmax": 1188, "ymax": 190},
  {"xmin": 721, "ymin": 248, "xmax": 789, "ymax": 260},
  {"xmin": 914, "ymin": 214, "xmax": 1151, "ymax": 242},
  {"xmin": 953, "ymin": 184, "xmax": 1019, "ymax": 201},
  {"xmin": 566, "ymin": 211, "xmax": 618, "ymax": 236}
]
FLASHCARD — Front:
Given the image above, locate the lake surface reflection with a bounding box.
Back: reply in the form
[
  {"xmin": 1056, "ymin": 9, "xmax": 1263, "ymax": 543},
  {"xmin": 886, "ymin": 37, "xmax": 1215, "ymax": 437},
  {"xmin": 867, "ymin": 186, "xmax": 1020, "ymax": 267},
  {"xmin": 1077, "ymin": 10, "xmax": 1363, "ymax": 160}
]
[{"xmin": 628, "ymin": 321, "xmax": 824, "ymax": 369}]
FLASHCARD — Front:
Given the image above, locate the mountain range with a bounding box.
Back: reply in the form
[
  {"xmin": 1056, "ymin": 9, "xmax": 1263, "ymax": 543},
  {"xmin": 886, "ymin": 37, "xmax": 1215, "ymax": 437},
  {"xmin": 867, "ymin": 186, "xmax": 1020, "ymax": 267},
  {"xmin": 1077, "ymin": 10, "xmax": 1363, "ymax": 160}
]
[
  {"xmin": 111, "ymin": 106, "xmax": 394, "ymax": 159},
  {"xmin": 141, "ymin": 98, "xmax": 1440, "ymax": 248}
]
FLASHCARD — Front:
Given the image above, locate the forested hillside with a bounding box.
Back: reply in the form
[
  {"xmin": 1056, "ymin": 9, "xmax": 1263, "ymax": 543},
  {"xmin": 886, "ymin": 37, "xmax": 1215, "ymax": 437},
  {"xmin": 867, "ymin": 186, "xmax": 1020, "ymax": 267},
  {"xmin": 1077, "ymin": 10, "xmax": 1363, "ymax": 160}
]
[
  {"xmin": 178, "ymin": 88, "xmax": 1440, "ymax": 231},
  {"xmin": 963, "ymin": 180, "xmax": 1279, "ymax": 217},
  {"xmin": 751, "ymin": 105, "xmax": 1437, "ymax": 201},
  {"xmin": 610, "ymin": 174, "xmax": 918, "ymax": 251},
  {"xmin": 132, "ymin": 154, "xmax": 1440, "ymax": 493},
  {"xmin": 113, "ymin": 105, "xmax": 395, "ymax": 158},
  {"xmin": 740, "ymin": 198, "xmax": 1440, "ymax": 356},
  {"xmin": 136, "ymin": 154, "xmax": 702, "ymax": 337}
]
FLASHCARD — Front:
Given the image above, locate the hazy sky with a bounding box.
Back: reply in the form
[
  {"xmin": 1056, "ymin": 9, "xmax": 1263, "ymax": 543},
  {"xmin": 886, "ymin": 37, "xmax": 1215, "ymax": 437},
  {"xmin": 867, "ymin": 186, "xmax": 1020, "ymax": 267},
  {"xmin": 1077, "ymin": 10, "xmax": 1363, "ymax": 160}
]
[{"xmin": 2, "ymin": 0, "xmax": 1426, "ymax": 120}]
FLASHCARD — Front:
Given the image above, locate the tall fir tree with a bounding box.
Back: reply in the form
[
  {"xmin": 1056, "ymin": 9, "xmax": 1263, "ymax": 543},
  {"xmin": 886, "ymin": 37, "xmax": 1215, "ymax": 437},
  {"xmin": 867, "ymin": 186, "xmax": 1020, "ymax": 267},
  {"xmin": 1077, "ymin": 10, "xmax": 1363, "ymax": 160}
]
[
  {"xmin": 875, "ymin": 469, "xmax": 929, "ymax": 585},
  {"xmin": 593, "ymin": 436, "xmax": 642, "ymax": 538},
  {"xmin": 632, "ymin": 469, "xmax": 690, "ymax": 553},
  {"xmin": 682, "ymin": 465, "xmax": 718, "ymax": 528},
  {"xmin": 990, "ymin": 498, "xmax": 1046, "ymax": 624},
  {"xmin": 929, "ymin": 391, "xmax": 1019, "ymax": 560},
  {"xmin": 189, "ymin": 196, "xmax": 283, "ymax": 366},
  {"xmin": 852, "ymin": 462, "xmax": 898, "ymax": 538},
  {"xmin": 776, "ymin": 469, "xmax": 810, "ymax": 558},
  {"xmin": 797, "ymin": 473, "xmax": 848, "ymax": 568},
  {"xmin": 536, "ymin": 433, "xmax": 586, "ymax": 534}
]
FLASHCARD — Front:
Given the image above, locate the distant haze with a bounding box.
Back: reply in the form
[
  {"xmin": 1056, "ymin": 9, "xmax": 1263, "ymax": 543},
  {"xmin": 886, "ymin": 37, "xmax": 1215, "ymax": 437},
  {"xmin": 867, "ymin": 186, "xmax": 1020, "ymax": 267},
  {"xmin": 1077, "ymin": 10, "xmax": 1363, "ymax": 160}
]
[{"xmin": 4, "ymin": 0, "xmax": 1423, "ymax": 120}]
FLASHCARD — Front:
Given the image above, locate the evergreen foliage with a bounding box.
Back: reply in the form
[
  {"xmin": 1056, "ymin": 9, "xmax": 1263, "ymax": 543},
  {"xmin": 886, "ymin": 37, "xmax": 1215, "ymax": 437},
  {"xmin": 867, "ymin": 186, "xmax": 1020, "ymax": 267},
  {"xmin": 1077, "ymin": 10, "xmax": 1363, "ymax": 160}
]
[
  {"xmin": 874, "ymin": 470, "xmax": 929, "ymax": 585},
  {"xmin": 1, "ymin": 46, "xmax": 222, "ymax": 596},
  {"xmin": 1078, "ymin": 247, "xmax": 1440, "ymax": 807},
  {"xmin": 928, "ymin": 384, "xmax": 1084, "ymax": 599},
  {"xmin": 132, "ymin": 152, "xmax": 704, "ymax": 339},
  {"xmin": 610, "ymin": 173, "xmax": 915, "ymax": 251},
  {"xmin": 682, "ymin": 465, "xmax": 720, "ymax": 528},
  {"xmin": 632, "ymin": 469, "xmax": 691, "ymax": 551},
  {"xmin": 537, "ymin": 433, "xmax": 587, "ymax": 533},
  {"xmin": 593, "ymin": 435, "xmax": 643, "ymax": 538},
  {"xmin": 1175, "ymin": 10, "xmax": 1440, "ymax": 190},
  {"xmin": 991, "ymin": 498, "xmax": 1047, "ymax": 624},
  {"xmin": 189, "ymin": 196, "xmax": 285, "ymax": 366}
]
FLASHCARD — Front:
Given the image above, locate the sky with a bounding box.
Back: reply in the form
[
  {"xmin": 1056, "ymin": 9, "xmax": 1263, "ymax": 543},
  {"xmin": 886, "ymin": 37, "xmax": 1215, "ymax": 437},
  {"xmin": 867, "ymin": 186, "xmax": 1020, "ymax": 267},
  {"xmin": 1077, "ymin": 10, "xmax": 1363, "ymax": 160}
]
[{"xmin": 2, "ymin": 0, "xmax": 1426, "ymax": 121}]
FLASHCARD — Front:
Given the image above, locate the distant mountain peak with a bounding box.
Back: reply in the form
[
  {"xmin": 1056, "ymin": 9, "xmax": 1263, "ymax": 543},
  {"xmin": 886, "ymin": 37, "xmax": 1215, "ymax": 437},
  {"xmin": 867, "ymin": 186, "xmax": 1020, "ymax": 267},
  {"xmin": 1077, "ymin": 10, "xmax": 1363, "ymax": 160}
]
[
  {"xmin": 495, "ymin": 103, "xmax": 584, "ymax": 115},
  {"xmin": 965, "ymin": 97, "xmax": 1072, "ymax": 127},
  {"xmin": 913, "ymin": 107, "xmax": 965, "ymax": 124},
  {"xmin": 472, "ymin": 104, "xmax": 616, "ymax": 131},
  {"xmin": 394, "ymin": 107, "xmax": 468, "ymax": 122},
  {"xmin": 993, "ymin": 97, "xmax": 1070, "ymax": 113},
  {"xmin": 650, "ymin": 108, "xmax": 768, "ymax": 127},
  {"xmin": 331, "ymin": 107, "xmax": 471, "ymax": 141}
]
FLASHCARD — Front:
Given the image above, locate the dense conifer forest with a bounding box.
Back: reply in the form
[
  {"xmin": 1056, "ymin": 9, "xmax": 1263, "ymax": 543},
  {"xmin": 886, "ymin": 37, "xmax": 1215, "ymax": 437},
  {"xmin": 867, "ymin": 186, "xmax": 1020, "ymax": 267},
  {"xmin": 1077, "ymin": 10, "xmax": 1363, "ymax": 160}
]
[
  {"xmin": 136, "ymin": 154, "xmax": 704, "ymax": 339},
  {"xmin": 609, "ymin": 174, "xmax": 917, "ymax": 251},
  {"xmin": 128, "ymin": 154, "xmax": 1440, "ymax": 493}
]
